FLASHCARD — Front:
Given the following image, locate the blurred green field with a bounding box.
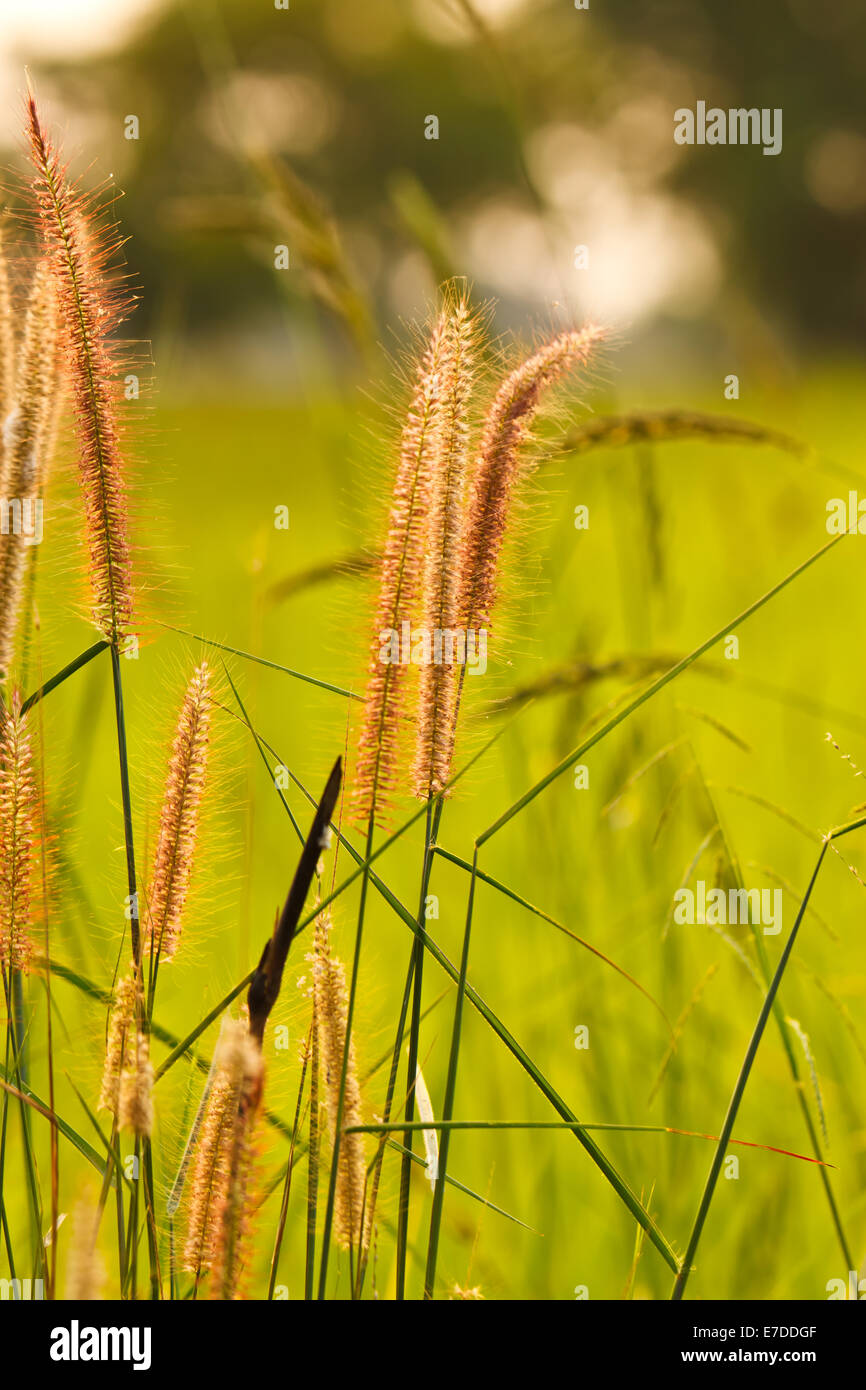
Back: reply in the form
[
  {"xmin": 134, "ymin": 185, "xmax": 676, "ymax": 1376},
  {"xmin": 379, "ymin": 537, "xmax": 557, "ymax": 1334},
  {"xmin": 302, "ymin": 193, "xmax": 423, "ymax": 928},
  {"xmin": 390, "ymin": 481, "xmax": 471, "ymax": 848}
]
[{"xmin": 5, "ymin": 362, "xmax": 866, "ymax": 1300}]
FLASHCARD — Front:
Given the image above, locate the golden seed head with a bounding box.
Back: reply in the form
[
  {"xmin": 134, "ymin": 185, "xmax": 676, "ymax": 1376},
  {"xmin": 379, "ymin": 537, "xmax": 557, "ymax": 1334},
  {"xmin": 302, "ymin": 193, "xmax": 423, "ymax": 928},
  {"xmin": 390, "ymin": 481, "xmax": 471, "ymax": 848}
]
[
  {"xmin": 64, "ymin": 1197, "xmax": 106, "ymax": 1302},
  {"xmin": 0, "ymin": 262, "xmax": 61, "ymax": 677},
  {"xmin": 98, "ymin": 971, "xmax": 136, "ymax": 1114},
  {"xmin": 352, "ymin": 304, "xmax": 452, "ymax": 825},
  {"xmin": 312, "ymin": 912, "xmax": 368, "ymax": 1253},
  {"xmin": 184, "ymin": 1017, "xmax": 263, "ymax": 1296},
  {"xmin": 458, "ymin": 326, "xmax": 604, "ymax": 636},
  {"xmin": 0, "ymin": 692, "xmax": 37, "ymax": 972},
  {"xmin": 145, "ymin": 662, "xmax": 212, "ymax": 962},
  {"xmin": 118, "ymin": 1029, "xmax": 154, "ymax": 1139},
  {"xmin": 0, "ymin": 223, "xmax": 17, "ymax": 486},
  {"xmin": 412, "ymin": 288, "xmax": 478, "ymax": 799},
  {"xmin": 26, "ymin": 95, "xmax": 135, "ymax": 644},
  {"xmin": 98, "ymin": 970, "xmax": 151, "ymax": 1135}
]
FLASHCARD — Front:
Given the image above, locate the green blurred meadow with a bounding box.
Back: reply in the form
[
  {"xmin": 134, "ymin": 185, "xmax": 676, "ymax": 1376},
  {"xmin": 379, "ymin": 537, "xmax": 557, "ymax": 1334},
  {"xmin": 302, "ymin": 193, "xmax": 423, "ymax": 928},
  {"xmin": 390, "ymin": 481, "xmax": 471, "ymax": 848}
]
[
  {"xmin": 2, "ymin": 0, "xmax": 866, "ymax": 1303},
  {"xmin": 3, "ymin": 362, "xmax": 862, "ymax": 1300}
]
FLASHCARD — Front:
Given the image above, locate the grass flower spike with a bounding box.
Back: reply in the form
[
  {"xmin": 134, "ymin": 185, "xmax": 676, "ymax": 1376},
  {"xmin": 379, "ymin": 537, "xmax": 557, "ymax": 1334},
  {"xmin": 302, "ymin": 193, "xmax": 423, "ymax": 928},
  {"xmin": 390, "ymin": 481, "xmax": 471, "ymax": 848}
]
[
  {"xmin": 412, "ymin": 288, "xmax": 477, "ymax": 799},
  {"xmin": 26, "ymin": 92, "xmax": 135, "ymax": 644},
  {"xmin": 0, "ymin": 223, "xmax": 16, "ymax": 480},
  {"xmin": 184, "ymin": 1016, "xmax": 263, "ymax": 1298},
  {"xmin": 64, "ymin": 1198, "xmax": 106, "ymax": 1301},
  {"xmin": 0, "ymin": 692, "xmax": 37, "ymax": 972},
  {"xmin": 352, "ymin": 305, "xmax": 451, "ymax": 823},
  {"xmin": 0, "ymin": 262, "xmax": 59, "ymax": 676},
  {"xmin": 98, "ymin": 969, "xmax": 153, "ymax": 1137},
  {"xmin": 458, "ymin": 327, "xmax": 604, "ymax": 635},
  {"xmin": 312, "ymin": 912, "xmax": 368, "ymax": 1253},
  {"xmin": 145, "ymin": 662, "xmax": 212, "ymax": 962}
]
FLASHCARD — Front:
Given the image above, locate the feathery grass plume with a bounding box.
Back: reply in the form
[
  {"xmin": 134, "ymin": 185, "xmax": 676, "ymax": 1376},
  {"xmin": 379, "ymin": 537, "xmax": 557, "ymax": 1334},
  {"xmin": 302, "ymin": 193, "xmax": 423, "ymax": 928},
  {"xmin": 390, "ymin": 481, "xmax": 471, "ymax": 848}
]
[
  {"xmin": 0, "ymin": 263, "xmax": 59, "ymax": 676},
  {"xmin": 0, "ymin": 222, "xmax": 16, "ymax": 482},
  {"xmin": 26, "ymin": 93, "xmax": 135, "ymax": 644},
  {"xmin": 98, "ymin": 969, "xmax": 152, "ymax": 1136},
  {"xmin": 312, "ymin": 911, "xmax": 368, "ymax": 1252},
  {"xmin": 98, "ymin": 971, "xmax": 136, "ymax": 1113},
  {"xmin": 352, "ymin": 303, "xmax": 451, "ymax": 824},
  {"xmin": 184, "ymin": 1015, "xmax": 263, "ymax": 1298},
  {"xmin": 412, "ymin": 288, "xmax": 477, "ymax": 799},
  {"xmin": 64, "ymin": 1196, "xmax": 106, "ymax": 1300},
  {"xmin": 118, "ymin": 1028, "xmax": 154, "ymax": 1138},
  {"xmin": 557, "ymin": 408, "xmax": 808, "ymax": 460},
  {"xmin": 265, "ymin": 548, "xmax": 377, "ymax": 605},
  {"xmin": 0, "ymin": 692, "xmax": 37, "ymax": 971},
  {"xmin": 144, "ymin": 662, "xmax": 212, "ymax": 962},
  {"xmin": 458, "ymin": 326, "xmax": 604, "ymax": 638},
  {"xmin": 255, "ymin": 152, "xmax": 375, "ymax": 359}
]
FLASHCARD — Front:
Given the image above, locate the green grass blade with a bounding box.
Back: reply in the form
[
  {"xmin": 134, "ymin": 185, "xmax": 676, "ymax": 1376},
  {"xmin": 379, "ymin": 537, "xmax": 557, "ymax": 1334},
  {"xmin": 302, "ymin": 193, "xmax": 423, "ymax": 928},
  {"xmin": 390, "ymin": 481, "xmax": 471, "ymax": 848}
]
[
  {"xmin": 291, "ymin": 777, "xmax": 682, "ymax": 1274},
  {"xmin": 21, "ymin": 640, "xmax": 109, "ymax": 716},
  {"xmin": 0, "ymin": 1067, "xmax": 112, "ymax": 1181},
  {"xmin": 671, "ymin": 840, "xmax": 828, "ymax": 1299},
  {"xmin": 423, "ymin": 847, "xmax": 479, "ymax": 1296},
  {"xmin": 385, "ymin": 1139, "xmax": 539, "ymax": 1233},
  {"xmin": 478, "ymin": 534, "xmax": 845, "ymax": 845},
  {"xmin": 156, "ymin": 621, "xmax": 362, "ymax": 701},
  {"xmin": 434, "ymin": 845, "xmax": 671, "ymax": 1032}
]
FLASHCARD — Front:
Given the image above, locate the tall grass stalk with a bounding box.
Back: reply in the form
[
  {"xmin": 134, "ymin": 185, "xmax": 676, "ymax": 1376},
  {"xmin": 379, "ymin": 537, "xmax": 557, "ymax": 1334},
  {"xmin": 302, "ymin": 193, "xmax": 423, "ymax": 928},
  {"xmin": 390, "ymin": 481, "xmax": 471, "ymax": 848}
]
[{"xmin": 672, "ymin": 838, "xmax": 830, "ymax": 1299}]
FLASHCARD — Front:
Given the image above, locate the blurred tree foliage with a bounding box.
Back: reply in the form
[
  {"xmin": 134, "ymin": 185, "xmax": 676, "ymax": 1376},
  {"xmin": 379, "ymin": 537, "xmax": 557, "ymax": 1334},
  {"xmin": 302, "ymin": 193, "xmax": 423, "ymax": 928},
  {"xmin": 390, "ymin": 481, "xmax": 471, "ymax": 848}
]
[{"xmin": 25, "ymin": 0, "xmax": 866, "ymax": 356}]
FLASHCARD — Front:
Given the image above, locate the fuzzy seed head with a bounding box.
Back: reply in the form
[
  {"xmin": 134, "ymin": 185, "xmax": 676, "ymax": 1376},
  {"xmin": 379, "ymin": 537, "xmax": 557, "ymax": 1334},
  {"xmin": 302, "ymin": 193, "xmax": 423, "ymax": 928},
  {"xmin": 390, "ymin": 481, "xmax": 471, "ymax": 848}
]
[
  {"xmin": 312, "ymin": 913, "xmax": 368, "ymax": 1253},
  {"xmin": 0, "ymin": 693, "xmax": 37, "ymax": 972},
  {"xmin": 145, "ymin": 662, "xmax": 211, "ymax": 962},
  {"xmin": 458, "ymin": 326, "xmax": 604, "ymax": 635},
  {"xmin": 98, "ymin": 971, "xmax": 136, "ymax": 1113},
  {"xmin": 0, "ymin": 262, "xmax": 60, "ymax": 677},
  {"xmin": 184, "ymin": 1017, "xmax": 263, "ymax": 1297},
  {"xmin": 26, "ymin": 95, "xmax": 135, "ymax": 644},
  {"xmin": 412, "ymin": 289, "xmax": 477, "ymax": 799},
  {"xmin": 0, "ymin": 224, "xmax": 16, "ymax": 482},
  {"xmin": 352, "ymin": 306, "xmax": 451, "ymax": 824},
  {"xmin": 98, "ymin": 970, "xmax": 152, "ymax": 1136},
  {"xmin": 118, "ymin": 1029, "xmax": 154, "ymax": 1138},
  {"xmin": 64, "ymin": 1198, "xmax": 106, "ymax": 1301}
]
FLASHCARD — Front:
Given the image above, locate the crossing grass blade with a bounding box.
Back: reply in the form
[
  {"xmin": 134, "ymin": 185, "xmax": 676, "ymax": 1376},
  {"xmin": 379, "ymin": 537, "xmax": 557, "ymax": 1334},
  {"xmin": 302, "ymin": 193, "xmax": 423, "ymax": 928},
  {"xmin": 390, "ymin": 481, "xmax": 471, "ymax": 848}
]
[
  {"xmin": 478, "ymin": 534, "xmax": 846, "ymax": 845},
  {"xmin": 21, "ymin": 640, "xmax": 110, "ymax": 716},
  {"xmin": 155, "ymin": 622, "xmax": 362, "ymax": 701},
  {"xmin": 433, "ymin": 845, "xmax": 672, "ymax": 1033}
]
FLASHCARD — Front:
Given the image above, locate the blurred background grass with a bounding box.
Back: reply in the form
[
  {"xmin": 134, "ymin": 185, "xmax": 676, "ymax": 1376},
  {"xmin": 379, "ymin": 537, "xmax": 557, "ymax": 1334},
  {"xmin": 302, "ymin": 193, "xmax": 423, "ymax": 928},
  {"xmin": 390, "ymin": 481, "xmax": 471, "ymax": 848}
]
[{"xmin": 1, "ymin": 0, "xmax": 865, "ymax": 1300}]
